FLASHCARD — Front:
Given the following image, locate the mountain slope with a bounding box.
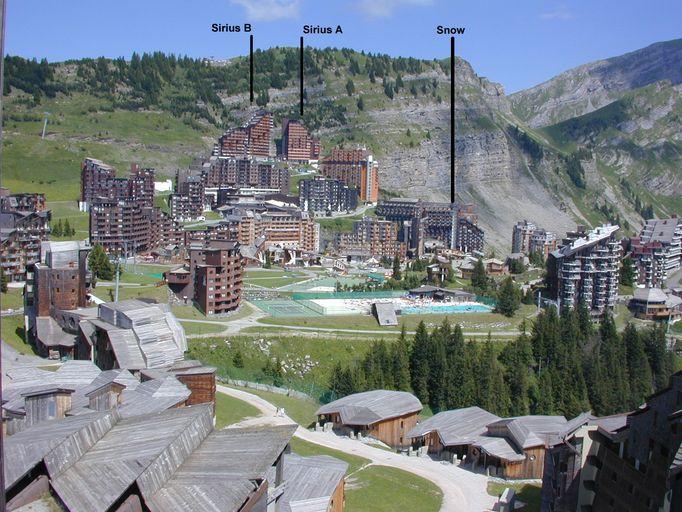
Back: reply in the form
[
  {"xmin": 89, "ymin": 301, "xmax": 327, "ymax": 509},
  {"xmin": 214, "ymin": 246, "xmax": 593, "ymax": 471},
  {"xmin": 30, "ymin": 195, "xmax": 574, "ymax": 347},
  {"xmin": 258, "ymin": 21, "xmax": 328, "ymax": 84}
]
[
  {"xmin": 3, "ymin": 42, "xmax": 680, "ymax": 253},
  {"xmin": 510, "ymin": 38, "xmax": 682, "ymax": 128}
]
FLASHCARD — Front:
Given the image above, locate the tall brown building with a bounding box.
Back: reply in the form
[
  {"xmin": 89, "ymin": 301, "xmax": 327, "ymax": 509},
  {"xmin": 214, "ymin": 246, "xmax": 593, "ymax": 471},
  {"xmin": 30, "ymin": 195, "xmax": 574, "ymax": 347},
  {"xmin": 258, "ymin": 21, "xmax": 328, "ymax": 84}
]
[
  {"xmin": 80, "ymin": 157, "xmax": 116, "ymax": 207},
  {"xmin": 165, "ymin": 240, "xmax": 243, "ymax": 316},
  {"xmin": 198, "ymin": 157, "xmax": 289, "ymax": 195},
  {"xmin": 218, "ymin": 110, "xmax": 273, "ymax": 159},
  {"xmin": 24, "ymin": 241, "xmax": 92, "ymax": 358},
  {"xmin": 1, "ymin": 208, "xmax": 51, "ymax": 282},
  {"xmin": 282, "ymin": 118, "xmax": 321, "ymax": 163},
  {"xmin": 542, "ymin": 372, "xmax": 682, "ymax": 512},
  {"xmin": 336, "ymin": 217, "xmax": 404, "ymax": 259},
  {"xmin": 321, "ymin": 148, "xmax": 379, "ymax": 203}
]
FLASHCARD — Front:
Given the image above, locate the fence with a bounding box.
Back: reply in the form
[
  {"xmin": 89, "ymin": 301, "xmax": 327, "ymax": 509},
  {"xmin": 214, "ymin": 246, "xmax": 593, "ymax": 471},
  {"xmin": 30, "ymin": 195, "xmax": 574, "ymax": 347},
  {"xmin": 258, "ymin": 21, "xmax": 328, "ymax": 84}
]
[
  {"xmin": 291, "ymin": 290, "xmax": 406, "ymax": 300},
  {"xmin": 475, "ymin": 295, "xmax": 498, "ymax": 307},
  {"xmin": 217, "ymin": 376, "xmax": 336, "ymax": 404}
]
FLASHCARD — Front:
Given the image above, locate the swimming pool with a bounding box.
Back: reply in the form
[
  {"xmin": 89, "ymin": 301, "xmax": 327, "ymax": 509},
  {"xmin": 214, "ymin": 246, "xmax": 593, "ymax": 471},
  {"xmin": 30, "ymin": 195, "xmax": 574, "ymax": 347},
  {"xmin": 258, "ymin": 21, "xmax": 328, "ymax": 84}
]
[{"xmin": 401, "ymin": 303, "xmax": 493, "ymax": 315}]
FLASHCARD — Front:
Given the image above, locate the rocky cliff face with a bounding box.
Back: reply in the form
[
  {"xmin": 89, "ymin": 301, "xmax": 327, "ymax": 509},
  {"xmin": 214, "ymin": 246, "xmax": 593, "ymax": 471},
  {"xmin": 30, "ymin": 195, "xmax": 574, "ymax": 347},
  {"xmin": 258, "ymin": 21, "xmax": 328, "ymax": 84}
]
[{"xmin": 510, "ymin": 39, "xmax": 682, "ymax": 127}]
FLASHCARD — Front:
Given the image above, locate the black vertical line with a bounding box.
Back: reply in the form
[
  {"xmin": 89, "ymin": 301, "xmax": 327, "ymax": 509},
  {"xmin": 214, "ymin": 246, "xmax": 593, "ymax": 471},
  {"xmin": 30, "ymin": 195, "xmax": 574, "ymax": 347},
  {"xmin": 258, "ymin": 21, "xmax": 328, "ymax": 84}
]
[
  {"xmin": 450, "ymin": 36, "xmax": 455, "ymax": 203},
  {"xmin": 249, "ymin": 34, "xmax": 254, "ymax": 103},
  {"xmin": 300, "ymin": 36, "xmax": 304, "ymax": 116}
]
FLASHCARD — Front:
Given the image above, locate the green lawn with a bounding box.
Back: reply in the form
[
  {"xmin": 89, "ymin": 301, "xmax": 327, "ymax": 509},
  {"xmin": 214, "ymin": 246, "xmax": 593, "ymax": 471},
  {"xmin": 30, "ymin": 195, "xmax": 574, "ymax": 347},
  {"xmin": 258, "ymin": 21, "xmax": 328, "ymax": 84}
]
[
  {"xmin": 0, "ymin": 314, "xmax": 35, "ymax": 355},
  {"xmin": 1, "ymin": 288, "xmax": 25, "ymax": 310},
  {"xmin": 289, "ymin": 439, "xmax": 442, "ymax": 512},
  {"xmin": 172, "ymin": 302, "xmax": 254, "ymax": 320},
  {"xmin": 93, "ymin": 283, "xmax": 169, "ymax": 303},
  {"xmin": 226, "ymin": 385, "xmax": 320, "ymax": 427},
  {"xmin": 346, "ymin": 465, "xmax": 442, "ymax": 512},
  {"xmin": 47, "ymin": 201, "xmax": 89, "ymax": 239},
  {"xmin": 214, "ymin": 391, "xmax": 261, "ymax": 429},
  {"xmin": 289, "ymin": 437, "xmax": 370, "ymax": 473},
  {"xmin": 244, "ymin": 276, "xmax": 311, "ymax": 289},
  {"xmin": 487, "ymin": 481, "xmax": 541, "ymax": 512},
  {"xmin": 189, "ymin": 335, "xmax": 379, "ymax": 400},
  {"xmin": 3, "ymin": 92, "xmax": 211, "ymax": 201},
  {"xmin": 180, "ymin": 321, "xmax": 228, "ymax": 336}
]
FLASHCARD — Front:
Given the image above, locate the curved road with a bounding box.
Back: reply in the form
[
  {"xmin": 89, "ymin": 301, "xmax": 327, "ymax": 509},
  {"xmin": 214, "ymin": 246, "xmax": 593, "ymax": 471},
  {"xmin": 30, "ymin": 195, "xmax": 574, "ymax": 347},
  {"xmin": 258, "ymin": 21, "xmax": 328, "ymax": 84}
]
[{"xmin": 218, "ymin": 385, "xmax": 496, "ymax": 512}]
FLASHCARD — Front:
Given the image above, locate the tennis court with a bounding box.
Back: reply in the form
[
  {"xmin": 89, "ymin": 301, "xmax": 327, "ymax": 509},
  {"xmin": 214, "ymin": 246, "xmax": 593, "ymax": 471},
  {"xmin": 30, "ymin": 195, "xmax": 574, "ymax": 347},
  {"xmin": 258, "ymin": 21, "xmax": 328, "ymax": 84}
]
[{"xmin": 250, "ymin": 299, "xmax": 321, "ymax": 317}]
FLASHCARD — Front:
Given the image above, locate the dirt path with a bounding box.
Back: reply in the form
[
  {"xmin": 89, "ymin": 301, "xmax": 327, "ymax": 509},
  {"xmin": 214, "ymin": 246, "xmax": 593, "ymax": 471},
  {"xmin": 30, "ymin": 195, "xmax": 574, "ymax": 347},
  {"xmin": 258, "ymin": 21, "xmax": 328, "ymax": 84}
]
[{"xmin": 217, "ymin": 385, "xmax": 496, "ymax": 512}]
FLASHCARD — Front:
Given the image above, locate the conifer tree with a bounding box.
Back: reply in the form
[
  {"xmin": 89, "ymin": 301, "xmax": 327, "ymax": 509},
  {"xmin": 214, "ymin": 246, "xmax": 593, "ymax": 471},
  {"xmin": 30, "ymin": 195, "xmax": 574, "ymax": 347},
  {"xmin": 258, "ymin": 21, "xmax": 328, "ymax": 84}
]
[
  {"xmin": 392, "ymin": 254, "xmax": 401, "ymax": 280},
  {"xmin": 500, "ymin": 333, "xmax": 532, "ymax": 416},
  {"xmin": 496, "ymin": 276, "xmax": 521, "ymax": 317},
  {"xmin": 392, "ymin": 326, "xmax": 411, "ymax": 391},
  {"xmin": 598, "ymin": 314, "xmax": 630, "ymax": 414},
  {"xmin": 88, "ymin": 244, "xmax": 114, "ymax": 280},
  {"xmin": 623, "ymin": 323, "xmax": 652, "ymax": 407},
  {"xmin": 233, "ymin": 350, "xmax": 244, "ymax": 368},
  {"xmin": 0, "ymin": 267, "xmax": 8, "ymax": 293},
  {"xmin": 536, "ymin": 369, "xmax": 555, "ymax": 415},
  {"xmin": 410, "ymin": 321, "xmax": 430, "ymax": 404},
  {"xmin": 644, "ymin": 324, "xmax": 673, "ymax": 391},
  {"xmin": 471, "ymin": 258, "xmax": 487, "ymax": 292},
  {"xmin": 52, "ymin": 219, "xmax": 63, "ymax": 237}
]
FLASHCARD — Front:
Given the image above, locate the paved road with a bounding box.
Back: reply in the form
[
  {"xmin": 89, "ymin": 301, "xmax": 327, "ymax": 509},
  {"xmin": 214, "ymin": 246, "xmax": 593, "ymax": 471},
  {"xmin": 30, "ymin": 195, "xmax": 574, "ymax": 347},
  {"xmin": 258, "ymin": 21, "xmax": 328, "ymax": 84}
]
[{"xmin": 217, "ymin": 385, "xmax": 496, "ymax": 512}]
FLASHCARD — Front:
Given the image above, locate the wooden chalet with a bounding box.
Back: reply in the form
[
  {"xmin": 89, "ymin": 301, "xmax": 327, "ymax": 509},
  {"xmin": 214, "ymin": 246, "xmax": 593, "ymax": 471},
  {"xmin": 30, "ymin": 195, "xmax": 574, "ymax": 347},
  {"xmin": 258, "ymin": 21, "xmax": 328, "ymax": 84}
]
[
  {"xmin": 408, "ymin": 407, "xmax": 587, "ymax": 479},
  {"xmin": 316, "ymin": 390, "xmax": 422, "ymax": 448}
]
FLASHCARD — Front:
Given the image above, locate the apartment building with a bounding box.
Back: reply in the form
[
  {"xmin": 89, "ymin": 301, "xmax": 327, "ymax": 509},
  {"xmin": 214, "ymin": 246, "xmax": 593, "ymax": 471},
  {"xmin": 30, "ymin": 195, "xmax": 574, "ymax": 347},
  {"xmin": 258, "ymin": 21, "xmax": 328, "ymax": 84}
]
[
  {"xmin": 0, "ymin": 188, "xmax": 52, "ymax": 282},
  {"xmin": 23, "ymin": 241, "xmax": 92, "ymax": 358},
  {"xmin": 0, "ymin": 188, "xmax": 46, "ymax": 212},
  {"xmin": 299, "ymin": 176, "xmax": 358, "ymax": 214},
  {"xmin": 336, "ymin": 217, "xmax": 405, "ymax": 259},
  {"xmin": 630, "ymin": 236, "xmax": 667, "ymax": 288},
  {"xmin": 541, "ymin": 372, "xmax": 682, "ymax": 512},
  {"xmin": 80, "ymin": 157, "xmax": 116, "ymax": 208},
  {"xmin": 171, "ymin": 174, "xmax": 205, "ymax": 221},
  {"xmin": 321, "ymin": 148, "xmax": 379, "ymax": 203},
  {"xmin": 376, "ymin": 199, "xmax": 484, "ymax": 255},
  {"xmin": 218, "ymin": 109, "xmax": 274, "ymax": 159},
  {"xmin": 511, "ymin": 220, "xmax": 537, "ymax": 254},
  {"xmin": 529, "ymin": 229, "xmax": 558, "ymax": 260},
  {"xmin": 638, "ymin": 217, "xmax": 682, "ymax": 277},
  {"xmin": 1, "ymin": 209, "xmax": 51, "ymax": 283},
  {"xmin": 187, "ymin": 157, "xmax": 289, "ymax": 196},
  {"xmin": 165, "ymin": 239, "xmax": 243, "ymax": 315},
  {"xmin": 282, "ymin": 118, "xmax": 321, "ymax": 162},
  {"xmin": 511, "ymin": 220, "xmax": 557, "ymax": 259},
  {"xmin": 546, "ymin": 225, "xmax": 622, "ymax": 313},
  {"xmin": 83, "ymin": 159, "xmax": 181, "ymax": 254}
]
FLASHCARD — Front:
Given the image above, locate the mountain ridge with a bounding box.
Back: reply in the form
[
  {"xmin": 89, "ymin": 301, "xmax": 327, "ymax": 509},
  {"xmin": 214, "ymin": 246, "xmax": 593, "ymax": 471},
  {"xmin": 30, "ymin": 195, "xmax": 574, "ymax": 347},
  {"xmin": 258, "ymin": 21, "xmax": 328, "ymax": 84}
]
[{"xmin": 2, "ymin": 42, "xmax": 679, "ymax": 252}]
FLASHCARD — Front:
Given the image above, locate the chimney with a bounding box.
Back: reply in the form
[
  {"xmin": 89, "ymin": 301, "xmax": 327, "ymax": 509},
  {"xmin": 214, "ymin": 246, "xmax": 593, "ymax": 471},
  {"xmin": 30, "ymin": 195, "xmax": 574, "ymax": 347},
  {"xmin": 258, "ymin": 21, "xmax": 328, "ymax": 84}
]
[
  {"xmin": 86, "ymin": 381, "xmax": 125, "ymax": 412},
  {"xmin": 23, "ymin": 388, "xmax": 75, "ymax": 427}
]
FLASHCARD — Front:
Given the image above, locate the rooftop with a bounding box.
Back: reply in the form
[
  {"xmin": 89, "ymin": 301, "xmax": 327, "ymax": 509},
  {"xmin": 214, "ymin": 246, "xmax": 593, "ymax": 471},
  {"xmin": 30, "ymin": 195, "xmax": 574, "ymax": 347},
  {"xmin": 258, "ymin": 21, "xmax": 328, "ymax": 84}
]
[
  {"xmin": 407, "ymin": 406, "xmax": 500, "ymax": 446},
  {"xmin": 316, "ymin": 390, "xmax": 422, "ymax": 426}
]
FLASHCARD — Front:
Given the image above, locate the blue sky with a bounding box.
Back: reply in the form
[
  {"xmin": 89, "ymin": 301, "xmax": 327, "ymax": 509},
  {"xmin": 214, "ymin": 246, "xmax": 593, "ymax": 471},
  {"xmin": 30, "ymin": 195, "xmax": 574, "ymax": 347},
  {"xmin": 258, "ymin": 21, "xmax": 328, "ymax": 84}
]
[{"xmin": 5, "ymin": 0, "xmax": 681, "ymax": 92}]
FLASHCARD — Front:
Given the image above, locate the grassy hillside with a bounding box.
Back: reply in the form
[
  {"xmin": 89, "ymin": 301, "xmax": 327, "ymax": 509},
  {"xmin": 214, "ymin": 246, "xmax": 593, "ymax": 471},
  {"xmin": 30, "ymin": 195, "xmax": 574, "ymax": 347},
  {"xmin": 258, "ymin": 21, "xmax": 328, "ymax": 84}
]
[{"xmin": 2, "ymin": 45, "xmax": 679, "ymax": 247}]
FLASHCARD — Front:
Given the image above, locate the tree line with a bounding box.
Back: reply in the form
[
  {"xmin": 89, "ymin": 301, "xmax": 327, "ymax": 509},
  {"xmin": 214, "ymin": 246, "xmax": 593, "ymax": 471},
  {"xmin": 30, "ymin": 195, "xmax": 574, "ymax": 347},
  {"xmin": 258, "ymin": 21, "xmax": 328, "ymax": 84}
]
[{"xmin": 329, "ymin": 306, "xmax": 676, "ymax": 419}]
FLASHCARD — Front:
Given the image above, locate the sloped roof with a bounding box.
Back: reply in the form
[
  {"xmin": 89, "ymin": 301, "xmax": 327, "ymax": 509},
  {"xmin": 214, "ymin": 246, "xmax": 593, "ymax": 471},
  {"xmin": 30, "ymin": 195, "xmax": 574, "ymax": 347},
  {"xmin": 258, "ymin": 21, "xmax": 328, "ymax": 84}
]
[
  {"xmin": 374, "ymin": 302, "xmax": 398, "ymax": 326},
  {"xmin": 279, "ymin": 454, "xmax": 348, "ymax": 512},
  {"xmin": 36, "ymin": 316, "xmax": 78, "ymax": 347},
  {"xmin": 316, "ymin": 390, "xmax": 422, "ymax": 426},
  {"xmin": 147, "ymin": 424, "xmax": 297, "ymax": 512},
  {"xmin": 406, "ymin": 407, "xmax": 500, "ymax": 446},
  {"xmin": 487, "ymin": 415, "xmax": 568, "ymax": 449},
  {"xmin": 632, "ymin": 287, "xmax": 668, "ymax": 303},
  {"xmin": 51, "ymin": 406, "xmax": 214, "ymax": 512},
  {"xmin": 472, "ymin": 436, "xmax": 526, "ymax": 462},
  {"xmin": 4, "ymin": 410, "xmax": 118, "ymax": 491}
]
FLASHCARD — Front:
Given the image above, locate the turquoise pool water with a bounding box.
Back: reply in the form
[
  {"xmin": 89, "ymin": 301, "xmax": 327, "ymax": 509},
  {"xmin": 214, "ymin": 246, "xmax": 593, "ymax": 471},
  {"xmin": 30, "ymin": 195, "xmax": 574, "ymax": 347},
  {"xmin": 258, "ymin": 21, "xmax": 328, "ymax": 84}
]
[{"xmin": 402, "ymin": 303, "xmax": 493, "ymax": 315}]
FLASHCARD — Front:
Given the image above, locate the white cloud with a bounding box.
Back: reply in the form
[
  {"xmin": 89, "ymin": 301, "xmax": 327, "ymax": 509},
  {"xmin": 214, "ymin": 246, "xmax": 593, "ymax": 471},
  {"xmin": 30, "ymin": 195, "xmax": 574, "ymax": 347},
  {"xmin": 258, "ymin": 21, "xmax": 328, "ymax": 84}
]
[
  {"xmin": 540, "ymin": 5, "xmax": 574, "ymax": 21},
  {"xmin": 355, "ymin": 0, "xmax": 434, "ymax": 19},
  {"xmin": 230, "ymin": 0, "xmax": 300, "ymax": 22}
]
